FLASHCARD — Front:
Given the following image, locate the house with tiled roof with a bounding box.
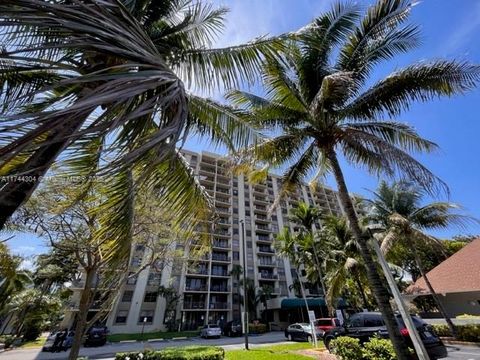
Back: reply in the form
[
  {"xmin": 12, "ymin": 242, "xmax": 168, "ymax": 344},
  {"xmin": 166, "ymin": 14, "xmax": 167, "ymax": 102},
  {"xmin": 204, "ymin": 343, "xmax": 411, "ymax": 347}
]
[{"xmin": 405, "ymin": 238, "xmax": 480, "ymax": 317}]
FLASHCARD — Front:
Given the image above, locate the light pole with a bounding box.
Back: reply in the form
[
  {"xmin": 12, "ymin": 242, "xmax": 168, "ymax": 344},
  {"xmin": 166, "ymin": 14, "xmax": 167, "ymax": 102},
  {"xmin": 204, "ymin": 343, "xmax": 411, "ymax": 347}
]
[
  {"xmin": 141, "ymin": 317, "xmax": 147, "ymax": 343},
  {"xmin": 368, "ymin": 229, "xmax": 430, "ymax": 360},
  {"xmin": 240, "ymin": 220, "xmax": 249, "ymax": 350}
]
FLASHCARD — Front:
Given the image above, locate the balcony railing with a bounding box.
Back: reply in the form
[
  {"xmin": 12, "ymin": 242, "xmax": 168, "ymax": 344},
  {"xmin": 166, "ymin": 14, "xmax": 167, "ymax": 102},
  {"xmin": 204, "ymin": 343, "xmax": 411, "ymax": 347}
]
[
  {"xmin": 185, "ymin": 285, "xmax": 207, "ymax": 292},
  {"xmin": 259, "ymin": 260, "xmax": 275, "ymax": 266},
  {"xmin": 216, "ymin": 188, "xmax": 230, "ymax": 195},
  {"xmin": 211, "ymin": 270, "xmax": 229, "ymax": 277},
  {"xmin": 257, "ymin": 236, "xmax": 272, "ymax": 242},
  {"xmin": 256, "ymin": 225, "xmax": 271, "ymax": 231},
  {"xmin": 209, "ymin": 302, "xmax": 230, "ymax": 309},
  {"xmin": 210, "ymin": 285, "xmax": 231, "ymax": 292},
  {"xmin": 259, "ymin": 273, "xmax": 278, "ymax": 280},
  {"xmin": 213, "ymin": 241, "xmax": 229, "ymax": 248},
  {"xmin": 257, "ymin": 247, "xmax": 274, "ymax": 253},
  {"xmin": 211, "ymin": 255, "xmax": 231, "ymax": 262},
  {"xmin": 187, "ymin": 269, "xmax": 209, "ymax": 275},
  {"xmin": 183, "ymin": 302, "xmax": 206, "ymax": 309}
]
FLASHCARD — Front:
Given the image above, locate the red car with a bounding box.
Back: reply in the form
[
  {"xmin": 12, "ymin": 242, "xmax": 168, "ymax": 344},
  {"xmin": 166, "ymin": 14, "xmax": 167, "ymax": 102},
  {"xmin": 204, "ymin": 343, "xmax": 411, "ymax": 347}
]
[{"xmin": 315, "ymin": 318, "xmax": 340, "ymax": 333}]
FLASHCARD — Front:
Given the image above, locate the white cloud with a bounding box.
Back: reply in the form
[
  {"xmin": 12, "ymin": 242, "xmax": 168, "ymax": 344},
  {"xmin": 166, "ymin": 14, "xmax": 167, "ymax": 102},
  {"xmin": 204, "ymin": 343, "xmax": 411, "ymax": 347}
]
[
  {"xmin": 442, "ymin": 2, "xmax": 480, "ymax": 54},
  {"xmin": 12, "ymin": 245, "xmax": 37, "ymax": 255}
]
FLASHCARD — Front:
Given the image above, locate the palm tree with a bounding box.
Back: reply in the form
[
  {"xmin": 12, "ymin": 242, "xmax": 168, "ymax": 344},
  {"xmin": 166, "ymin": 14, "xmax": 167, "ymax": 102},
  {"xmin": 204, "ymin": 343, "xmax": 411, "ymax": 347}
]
[
  {"xmin": 227, "ymin": 1, "xmax": 479, "ymax": 357},
  {"xmin": 258, "ymin": 285, "xmax": 274, "ymax": 328},
  {"xmin": 239, "ymin": 277, "xmax": 260, "ymax": 320},
  {"xmin": 319, "ymin": 216, "xmax": 370, "ymax": 310},
  {"xmin": 364, "ymin": 181, "xmax": 476, "ymax": 339},
  {"xmin": 229, "ymin": 264, "xmax": 243, "ymax": 320},
  {"xmin": 0, "ymin": 0, "xmax": 284, "ymax": 229},
  {"xmin": 289, "ymin": 202, "xmax": 327, "ymax": 298}
]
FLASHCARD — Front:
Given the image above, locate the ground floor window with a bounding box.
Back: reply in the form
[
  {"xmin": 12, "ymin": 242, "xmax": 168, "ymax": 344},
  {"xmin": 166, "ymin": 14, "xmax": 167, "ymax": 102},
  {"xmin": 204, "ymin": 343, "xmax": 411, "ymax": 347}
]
[
  {"xmin": 115, "ymin": 310, "xmax": 128, "ymax": 324},
  {"xmin": 138, "ymin": 310, "xmax": 154, "ymax": 324}
]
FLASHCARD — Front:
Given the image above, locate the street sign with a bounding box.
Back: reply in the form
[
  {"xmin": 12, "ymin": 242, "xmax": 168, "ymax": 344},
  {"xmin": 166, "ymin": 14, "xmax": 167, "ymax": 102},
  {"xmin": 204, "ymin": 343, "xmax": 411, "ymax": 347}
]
[{"xmin": 308, "ymin": 310, "xmax": 316, "ymax": 322}]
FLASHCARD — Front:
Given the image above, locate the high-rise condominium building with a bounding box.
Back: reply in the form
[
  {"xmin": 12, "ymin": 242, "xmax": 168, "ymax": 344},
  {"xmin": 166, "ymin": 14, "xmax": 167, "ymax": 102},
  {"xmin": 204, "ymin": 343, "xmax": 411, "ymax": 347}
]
[{"xmin": 63, "ymin": 149, "xmax": 365, "ymax": 334}]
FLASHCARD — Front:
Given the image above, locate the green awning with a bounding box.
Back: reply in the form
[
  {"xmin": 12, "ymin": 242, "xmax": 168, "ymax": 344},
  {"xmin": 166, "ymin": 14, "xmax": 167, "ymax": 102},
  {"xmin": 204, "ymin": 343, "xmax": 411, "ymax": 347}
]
[{"xmin": 281, "ymin": 298, "xmax": 326, "ymax": 309}]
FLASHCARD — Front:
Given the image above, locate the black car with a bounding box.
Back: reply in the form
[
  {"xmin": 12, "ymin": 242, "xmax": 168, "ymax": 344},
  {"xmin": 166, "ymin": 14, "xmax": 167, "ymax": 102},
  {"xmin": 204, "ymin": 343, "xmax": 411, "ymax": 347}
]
[
  {"xmin": 223, "ymin": 320, "xmax": 242, "ymax": 337},
  {"xmin": 323, "ymin": 312, "xmax": 447, "ymax": 359},
  {"xmin": 84, "ymin": 326, "xmax": 108, "ymax": 347},
  {"xmin": 285, "ymin": 323, "xmax": 324, "ymax": 342}
]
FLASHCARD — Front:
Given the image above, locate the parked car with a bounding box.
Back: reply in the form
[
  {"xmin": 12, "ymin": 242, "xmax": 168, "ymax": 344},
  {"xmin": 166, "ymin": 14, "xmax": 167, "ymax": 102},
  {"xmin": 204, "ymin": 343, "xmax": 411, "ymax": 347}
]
[
  {"xmin": 223, "ymin": 320, "xmax": 242, "ymax": 337},
  {"xmin": 200, "ymin": 324, "xmax": 222, "ymax": 338},
  {"xmin": 284, "ymin": 323, "xmax": 324, "ymax": 342},
  {"xmin": 84, "ymin": 325, "xmax": 108, "ymax": 347},
  {"xmin": 315, "ymin": 318, "xmax": 340, "ymax": 333},
  {"xmin": 42, "ymin": 330, "xmax": 74, "ymax": 352},
  {"xmin": 323, "ymin": 312, "xmax": 447, "ymax": 359}
]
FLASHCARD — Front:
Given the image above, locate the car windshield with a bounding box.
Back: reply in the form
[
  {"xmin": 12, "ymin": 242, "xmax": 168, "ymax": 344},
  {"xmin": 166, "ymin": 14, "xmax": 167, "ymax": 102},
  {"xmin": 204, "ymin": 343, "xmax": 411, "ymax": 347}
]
[{"xmin": 208, "ymin": 325, "xmax": 220, "ymax": 329}]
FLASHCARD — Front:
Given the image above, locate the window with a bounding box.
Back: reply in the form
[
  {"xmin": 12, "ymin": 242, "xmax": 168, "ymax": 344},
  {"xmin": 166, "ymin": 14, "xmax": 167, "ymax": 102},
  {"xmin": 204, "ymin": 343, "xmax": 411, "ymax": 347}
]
[
  {"xmin": 233, "ymin": 190, "xmax": 238, "ymax": 196},
  {"xmin": 139, "ymin": 310, "xmax": 154, "ymax": 324},
  {"xmin": 233, "ymin": 208, "xmax": 238, "ymax": 214},
  {"xmin": 147, "ymin": 272, "xmax": 161, "ymax": 286},
  {"xmin": 364, "ymin": 314, "xmax": 384, "ymax": 327},
  {"xmin": 245, "ymin": 210, "xmax": 250, "ymax": 216},
  {"xmin": 233, "ymin": 251, "xmax": 239, "ymax": 261},
  {"xmin": 126, "ymin": 273, "xmax": 137, "ymax": 285},
  {"xmin": 122, "ymin": 290, "xmax": 134, "ymax": 302},
  {"xmin": 144, "ymin": 292, "xmax": 158, "ymax": 302},
  {"xmin": 245, "ymin": 201, "xmax": 250, "ymax": 206},
  {"xmin": 246, "ymin": 230, "xmax": 251, "ymax": 236},
  {"xmin": 347, "ymin": 314, "xmax": 363, "ymax": 327},
  {"xmin": 247, "ymin": 241, "xmax": 252, "ymax": 248},
  {"xmin": 115, "ymin": 310, "xmax": 128, "ymax": 324},
  {"xmin": 233, "ymin": 228, "xmax": 239, "ymax": 235}
]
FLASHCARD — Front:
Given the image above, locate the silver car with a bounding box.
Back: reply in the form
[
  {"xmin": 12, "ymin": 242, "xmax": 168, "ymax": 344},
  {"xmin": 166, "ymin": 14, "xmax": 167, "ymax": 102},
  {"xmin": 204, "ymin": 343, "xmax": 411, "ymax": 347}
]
[{"xmin": 200, "ymin": 324, "xmax": 222, "ymax": 338}]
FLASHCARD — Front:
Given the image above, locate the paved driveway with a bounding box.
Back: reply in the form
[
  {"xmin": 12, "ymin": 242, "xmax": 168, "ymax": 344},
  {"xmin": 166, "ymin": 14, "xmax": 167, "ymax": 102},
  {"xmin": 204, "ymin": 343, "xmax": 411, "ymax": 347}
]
[{"xmin": 445, "ymin": 344, "xmax": 480, "ymax": 359}]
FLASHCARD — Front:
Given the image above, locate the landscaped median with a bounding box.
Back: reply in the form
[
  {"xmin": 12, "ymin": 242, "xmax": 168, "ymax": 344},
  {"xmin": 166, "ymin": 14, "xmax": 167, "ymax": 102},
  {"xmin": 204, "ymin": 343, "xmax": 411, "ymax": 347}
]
[
  {"xmin": 115, "ymin": 343, "xmax": 324, "ymax": 360},
  {"xmin": 432, "ymin": 324, "xmax": 480, "ymax": 343}
]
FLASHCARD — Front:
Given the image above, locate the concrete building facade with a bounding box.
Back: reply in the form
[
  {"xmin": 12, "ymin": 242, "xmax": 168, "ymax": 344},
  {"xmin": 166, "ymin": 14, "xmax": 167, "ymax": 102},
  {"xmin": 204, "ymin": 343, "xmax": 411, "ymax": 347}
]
[{"xmin": 63, "ymin": 149, "xmax": 361, "ymax": 334}]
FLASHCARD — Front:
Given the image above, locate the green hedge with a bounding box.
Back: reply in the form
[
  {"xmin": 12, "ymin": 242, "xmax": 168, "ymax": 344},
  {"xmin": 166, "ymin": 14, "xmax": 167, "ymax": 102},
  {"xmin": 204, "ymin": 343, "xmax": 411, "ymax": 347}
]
[
  {"xmin": 116, "ymin": 346, "xmax": 224, "ymax": 360},
  {"xmin": 330, "ymin": 337, "xmax": 397, "ymax": 360},
  {"xmin": 248, "ymin": 323, "xmax": 267, "ymax": 334},
  {"xmin": 432, "ymin": 324, "xmax": 480, "ymax": 342},
  {"xmin": 0, "ymin": 335, "xmax": 16, "ymax": 349}
]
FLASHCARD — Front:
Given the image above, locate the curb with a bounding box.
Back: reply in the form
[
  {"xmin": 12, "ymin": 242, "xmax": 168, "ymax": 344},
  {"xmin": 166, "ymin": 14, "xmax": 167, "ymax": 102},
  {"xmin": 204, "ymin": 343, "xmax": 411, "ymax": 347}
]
[
  {"xmin": 147, "ymin": 338, "xmax": 165, "ymax": 343},
  {"xmin": 119, "ymin": 340, "xmax": 137, "ymax": 343},
  {"xmin": 171, "ymin": 337, "xmax": 188, "ymax": 341},
  {"xmin": 440, "ymin": 338, "xmax": 480, "ymax": 347}
]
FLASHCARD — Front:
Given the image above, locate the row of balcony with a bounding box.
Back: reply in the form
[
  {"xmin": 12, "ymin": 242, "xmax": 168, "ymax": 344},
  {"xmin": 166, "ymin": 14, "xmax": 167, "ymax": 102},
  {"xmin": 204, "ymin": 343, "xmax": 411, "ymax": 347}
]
[
  {"xmin": 183, "ymin": 302, "xmax": 230, "ymax": 310},
  {"xmin": 187, "ymin": 269, "xmax": 229, "ymax": 277},
  {"xmin": 185, "ymin": 285, "xmax": 231, "ymax": 292}
]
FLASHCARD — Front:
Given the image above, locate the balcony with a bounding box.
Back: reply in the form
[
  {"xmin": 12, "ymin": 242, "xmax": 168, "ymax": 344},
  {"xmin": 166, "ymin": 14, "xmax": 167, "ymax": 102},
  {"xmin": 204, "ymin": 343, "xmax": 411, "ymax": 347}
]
[
  {"xmin": 199, "ymin": 175, "xmax": 215, "ymax": 183},
  {"xmin": 213, "ymin": 240, "xmax": 229, "ymax": 249},
  {"xmin": 257, "ymin": 247, "xmax": 274, "ymax": 254},
  {"xmin": 187, "ymin": 269, "xmax": 209, "ymax": 276},
  {"xmin": 215, "ymin": 207, "xmax": 230, "ymax": 215},
  {"xmin": 209, "ymin": 302, "xmax": 230, "ymax": 310},
  {"xmin": 213, "ymin": 230, "xmax": 230, "ymax": 238},
  {"xmin": 211, "ymin": 254, "xmax": 231, "ymax": 263},
  {"xmin": 254, "ymin": 205, "xmax": 268, "ymax": 213},
  {"xmin": 258, "ymin": 260, "xmax": 275, "ymax": 267},
  {"xmin": 255, "ymin": 224, "xmax": 271, "ymax": 233},
  {"xmin": 210, "ymin": 285, "xmax": 231, "ymax": 293},
  {"xmin": 216, "ymin": 188, "xmax": 230, "ymax": 195},
  {"xmin": 255, "ymin": 214, "xmax": 270, "ymax": 223},
  {"xmin": 256, "ymin": 235, "xmax": 272, "ymax": 243},
  {"xmin": 215, "ymin": 197, "xmax": 230, "ymax": 206},
  {"xmin": 183, "ymin": 302, "xmax": 206, "ymax": 310},
  {"xmin": 185, "ymin": 285, "xmax": 208, "ymax": 292},
  {"xmin": 211, "ymin": 269, "xmax": 229, "ymax": 277},
  {"xmin": 259, "ymin": 273, "xmax": 278, "ymax": 280},
  {"xmin": 253, "ymin": 196, "xmax": 269, "ymax": 204}
]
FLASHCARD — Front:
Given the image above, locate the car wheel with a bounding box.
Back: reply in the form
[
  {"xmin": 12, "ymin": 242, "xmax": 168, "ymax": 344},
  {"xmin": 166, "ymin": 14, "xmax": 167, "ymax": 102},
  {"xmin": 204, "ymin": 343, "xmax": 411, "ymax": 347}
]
[{"xmin": 288, "ymin": 334, "xmax": 293, "ymax": 341}]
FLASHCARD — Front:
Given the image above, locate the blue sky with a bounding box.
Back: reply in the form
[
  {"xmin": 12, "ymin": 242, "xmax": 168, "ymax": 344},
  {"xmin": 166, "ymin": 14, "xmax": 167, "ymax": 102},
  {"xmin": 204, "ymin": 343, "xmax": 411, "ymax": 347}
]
[{"xmin": 8, "ymin": 0, "xmax": 480, "ymax": 265}]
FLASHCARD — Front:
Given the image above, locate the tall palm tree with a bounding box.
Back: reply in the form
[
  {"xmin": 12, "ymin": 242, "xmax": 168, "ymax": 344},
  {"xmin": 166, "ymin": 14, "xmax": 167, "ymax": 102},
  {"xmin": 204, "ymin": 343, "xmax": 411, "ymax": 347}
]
[
  {"xmin": 227, "ymin": 1, "xmax": 479, "ymax": 357},
  {"xmin": 289, "ymin": 202, "xmax": 327, "ymax": 298},
  {"xmin": 258, "ymin": 285, "xmax": 274, "ymax": 328},
  {"xmin": 364, "ymin": 181, "xmax": 476, "ymax": 339},
  {"xmin": 0, "ymin": 0, "xmax": 284, "ymax": 229},
  {"xmin": 319, "ymin": 216, "xmax": 370, "ymax": 310}
]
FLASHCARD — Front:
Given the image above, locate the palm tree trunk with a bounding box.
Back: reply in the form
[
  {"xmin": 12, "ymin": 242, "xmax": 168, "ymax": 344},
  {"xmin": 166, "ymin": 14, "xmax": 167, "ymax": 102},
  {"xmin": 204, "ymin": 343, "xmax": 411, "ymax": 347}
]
[
  {"xmin": 413, "ymin": 249, "xmax": 457, "ymax": 339},
  {"xmin": 68, "ymin": 267, "xmax": 95, "ymax": 360},
  {"xmin": 0, "ymin": 112, "xmax": 88, "ymax": 230},
  {"xmin": 353, "ymin": 275, "xmax": 369, "ymax": 310},
  {"xmin": 327, "ymin": 151, "xmax": 411, "ymax": 360}
]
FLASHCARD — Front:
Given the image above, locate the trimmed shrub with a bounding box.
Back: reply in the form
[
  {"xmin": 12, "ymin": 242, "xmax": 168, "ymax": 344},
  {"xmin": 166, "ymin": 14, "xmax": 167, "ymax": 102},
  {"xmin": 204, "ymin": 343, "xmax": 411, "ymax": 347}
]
[
  {"xmin": 248, "ymin": 323, "xmax": 267, "ymax": 334},
  {"xmin": 330, "ymin": 336, "xmax": 363, "ymax": 360},
  {"xmin": 362, "ymin": 337, "xmax": 396, "ymax": 360},
  {"xmin": 432, "ymin": 324, "xmax": 480, "ymax": 342},
  {"xmin": 115, "ymin": 346, "xmax": 224, "ymax": 360}
]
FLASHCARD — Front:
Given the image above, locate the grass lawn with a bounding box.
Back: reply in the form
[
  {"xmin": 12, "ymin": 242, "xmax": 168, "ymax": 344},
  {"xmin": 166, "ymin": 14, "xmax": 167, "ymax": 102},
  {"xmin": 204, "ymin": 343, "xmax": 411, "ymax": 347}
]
[
  {"xmin": 107, "ymin": 330, "xmax": 199, "ymax": 342},
  {"xmin": 18, "ymin": 336, "xmax": 48, "ymax": 349},
  {"xmin": 225, "ymin": 342, "xmax": 322, "ymax": 360}
]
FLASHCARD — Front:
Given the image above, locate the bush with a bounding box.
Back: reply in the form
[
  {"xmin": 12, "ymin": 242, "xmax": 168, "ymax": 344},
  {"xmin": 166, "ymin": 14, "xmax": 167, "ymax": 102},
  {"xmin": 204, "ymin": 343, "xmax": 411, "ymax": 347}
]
[
  {"xmin": 330, "ymin": 337, "xmax": 363, "ymax": 360},
  {"xmin": 432, "ymin": 324, "xmax": 480, "ymax": 342},
  {"xmin": 115, "ymin": 346, "xmax": 224, "ymax": 360},
  {"xmin": 248, "ymin": 323, "xmax": 267, "ymax": 334},
  {"xmin": 362, "ymin": 337, "xmax": 396, "ymax": 360},
  {"xmin": 0, "ymin": 335, "xmax": 16, "ymax": 349}
]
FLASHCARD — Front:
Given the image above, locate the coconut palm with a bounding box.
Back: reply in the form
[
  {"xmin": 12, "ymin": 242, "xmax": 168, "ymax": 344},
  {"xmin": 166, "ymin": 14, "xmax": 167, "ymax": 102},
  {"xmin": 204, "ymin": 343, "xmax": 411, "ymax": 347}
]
[
  {"xmin": 227, "ymin": 0, "xmax": 479, "ymax": 357},
  {"xmin": 319, "ymin": 215, "xmax": 370, "ymax": 310},
  {"xmin": 0, "ymin": 0, "xmax": 285, "ymax": 229},
  {"xmin": 229, "ymin": 264, "xmax": 243, "ymax": 320},
  {"xmin": 364, "ymin": 181, "xmax": 476, "ymax": 339}
]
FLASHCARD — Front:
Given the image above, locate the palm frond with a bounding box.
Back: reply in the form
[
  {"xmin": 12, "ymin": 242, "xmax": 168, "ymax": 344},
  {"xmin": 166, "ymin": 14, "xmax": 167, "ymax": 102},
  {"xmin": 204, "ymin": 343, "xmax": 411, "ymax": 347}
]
[{"xmin": 342, "ymin": 60, "xmax": 480, "ymax": 120}]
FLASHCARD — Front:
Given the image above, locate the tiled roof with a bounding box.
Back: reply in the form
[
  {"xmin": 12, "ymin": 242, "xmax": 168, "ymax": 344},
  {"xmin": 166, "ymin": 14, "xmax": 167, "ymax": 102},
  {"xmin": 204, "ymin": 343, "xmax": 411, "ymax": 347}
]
[{"xmin": 405, "ymin": 238, "xmax": 480, "ymax": 295}]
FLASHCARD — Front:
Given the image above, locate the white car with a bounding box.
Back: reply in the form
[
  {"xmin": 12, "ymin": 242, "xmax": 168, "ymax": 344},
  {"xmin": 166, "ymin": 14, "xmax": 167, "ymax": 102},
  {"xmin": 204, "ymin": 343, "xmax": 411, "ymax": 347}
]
[{"xmin": 200, "ymin": 324, "xmax": 222, "ymax": 338}]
